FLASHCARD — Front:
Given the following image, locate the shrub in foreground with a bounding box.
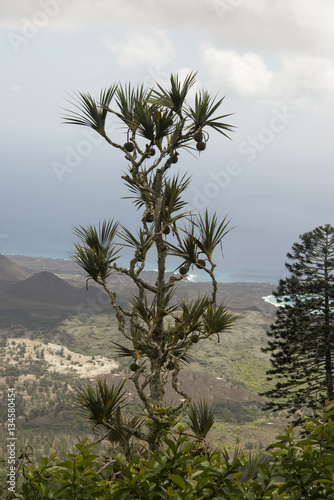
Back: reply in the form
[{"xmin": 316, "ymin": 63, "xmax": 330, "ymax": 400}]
[{"xmin": 3, "ymin": 404, "xmax": 334, "ymax": 499}]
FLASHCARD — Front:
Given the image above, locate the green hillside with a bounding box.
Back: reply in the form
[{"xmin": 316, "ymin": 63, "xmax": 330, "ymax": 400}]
[{"xmin": 0, "ymin": 307, "xmax": 286, "ymax": 458}]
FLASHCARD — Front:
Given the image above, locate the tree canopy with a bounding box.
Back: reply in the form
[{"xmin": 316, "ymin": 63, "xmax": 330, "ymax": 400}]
[{"xmin": 262, "ymin": 224, "xmax": 334, "ymax": 414}]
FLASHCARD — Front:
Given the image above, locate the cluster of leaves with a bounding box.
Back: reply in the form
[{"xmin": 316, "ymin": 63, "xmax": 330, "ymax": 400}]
[
  {"xmin": 63, "ymin": 72, "xmax": 234, "ymax": 147},
  {"xmin": 106, "ymin": 404, "xmax": 334, "ymax": 499},
  {"xmin": 5, "ymin": 404, "xmax": 334, "ymax": 499},
  {"xmin": 6, "ymin": 440, "xmax": 111, "ymax": 499}
]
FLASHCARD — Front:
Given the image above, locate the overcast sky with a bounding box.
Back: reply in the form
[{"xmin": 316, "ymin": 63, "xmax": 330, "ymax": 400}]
[{"xmin": 1, "ymin": 0, "xmax": 334, "ymax": 282}]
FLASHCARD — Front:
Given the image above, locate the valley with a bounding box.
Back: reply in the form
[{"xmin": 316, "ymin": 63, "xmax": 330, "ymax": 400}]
[{"xmin": 0, "ymin": 254, "xmax": 284, "ymax": 461}]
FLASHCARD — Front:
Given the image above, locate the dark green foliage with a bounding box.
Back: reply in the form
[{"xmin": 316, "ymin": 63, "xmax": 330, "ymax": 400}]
[
  {"xmin": 72, "ymin": 379, "xmax": 143, "ymax": 460},
  {"xmin": 187, "ymin": 400, "xmax": 216, "ymax": 440},
  {"xmin": 148, "ymin": 72, "xmax": 197, "ymax": 116},
  {"xmin": 63, "ymin": 86, "xmax": 117, "ymax": 135},
  {"xmin": 168, "ymin": 210, "xmax": 230, "ymax": 263},
  {"xmin": 72, "ymin": 378, "xmax": 127, "ymax": 434},
  {"xmin": 8, "ymin": 403, "xmax": 334, "ymax": 499},
  {"xmin": 119, "ymin": 227, "xmax": 153, "ymax": 262},
  {"xmin": 12, "ymin": 439, "xmax": 112, "ymax": 499},
  {"xmin": 262, "ymin": 224, "xmax": 334, "ymax": 414},
  {"xmin": 195, "ymin": 210, "xmax": 231, "ymax": 259},
  {"xmin": 71, "ymin": 220, "xmax": 120, "ymax": 282},
  {"xmin": 202, "ymin": 303, "xmax": 240, "ymax": 336},
  {"xmin": 187, "ymin": 89, "xmax": 235, "ymax": 138}
]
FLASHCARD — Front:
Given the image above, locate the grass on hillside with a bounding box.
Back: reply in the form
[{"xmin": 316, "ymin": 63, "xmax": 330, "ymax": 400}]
[{"xmin": 0, "ymin": 309, "xmax": 283, "ymax": 456}]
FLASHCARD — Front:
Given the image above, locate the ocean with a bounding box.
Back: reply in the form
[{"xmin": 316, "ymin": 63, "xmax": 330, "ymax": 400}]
[
  {"xmin": 262, "ymin": 295, "xmax": 280, "ymax": 307},
  {"xmin": 2, "ymin": 237, "xmax": 282, "ymax": 285}
]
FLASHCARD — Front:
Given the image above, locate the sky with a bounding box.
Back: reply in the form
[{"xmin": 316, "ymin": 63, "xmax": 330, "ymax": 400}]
[{"xmin": 1, "ymin": 0, "xmax": 334, "ymax": 283}]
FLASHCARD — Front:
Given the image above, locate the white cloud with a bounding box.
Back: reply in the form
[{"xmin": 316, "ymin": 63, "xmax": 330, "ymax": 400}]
[
  {"xmin": 202, "ymin": 44, "xmax": 334, "ymax": 113},
  {"xmin": 101, "ymin": 31, "xmax": 175, "ymax": 70},
  {"xmin": 280, "ymin": 56, "xmax": 334, "ymax": 96},
  {"xmin": 2, "ymin": 0, "xmax": 334, "ymax": 58},
  {"xmin": 201, "ymin": 47, "xmax": 273, "ymax": 98},
  {"xmin": 271, "ymin": 55, "xmax": 334, "ymax": 111},
  {"xmin": 207, "ymin": 0, "xmax": 334, "ymax": 56}
]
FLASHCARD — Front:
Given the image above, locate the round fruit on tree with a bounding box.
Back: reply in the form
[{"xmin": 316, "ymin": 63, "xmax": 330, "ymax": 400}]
[
  {"xmin": 193, "ymin": 130, "xmax": 203, "ymax": 142},
  {"xmin": 191, "ymin": 333, "xmax": 199, "ymax": 343},
  {"xmin": 145, "ymin": 212, "xmax": 154, "ymax": 223},
  {"xmin": 196, "ymin": 141, "xmax": 206, "ymax": 151},
  {"xmin": 124, "ymin": 141, "xmax": 135, "ymax": 152}
]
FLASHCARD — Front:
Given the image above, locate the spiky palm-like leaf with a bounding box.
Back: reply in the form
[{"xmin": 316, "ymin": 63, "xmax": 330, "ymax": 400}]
[
  {"xmin": 202, "ymin": 303, "xmax": 239, "ymax": 336},
  {"xmin": 71, "ymin": 245, "xmax": 102, "ymax": 283},
  {"xmin": 195, "ymin": 210, "xmax": 230, "ymax": 259},
  {"xmin": 187, "ymin": 90, "xmax": 235, "ymax": 138},
  {"xmin": 169, "ymin": 347, "xmax": 193, "ymax": 366},
  {"xmin": 131, "ymin": 290, "xmax": 178, "ymax": 328},
  {"xmin": 168, "ymin": 224, "xmax": 199, "ymax": 264},
  {"xmin": 113, "ymin": 84, "xmax": 175, "ymax": 142},
  {"xmin": 113, "ymin": 83, "xmax": 146, "ymax": 131},
  {"xmin": 149, "ymin": 71, "xmax": 197, "ymax": 115},
  {"xmin": 74, "ymin": 219, "xmax": 118, "ymax": 251},
  {"xmin": 133, "ymin": 101, "xmax": 156, "ymax": 141},
  {"xmin": 105, "ymin": 413, "xmax": 143, "ymax": 447},
  {"xmin": 151, "ymin": 288, "xmax": 178, "ymax": 321},
  {"xmin": 62, "ymin": 85, "xmax": 117, "ymax": 135},
  {"xmin": 153, "ymin": 108, "xmax": 175, "ymax": 142},
  {"xmin": 71, "ymin": 220, "xmax": 120, "ymax": 281},
  {"xmin": 131, "ymin": 294, "xmax": 152, "ymax": 326},
  {"xmin": 119, "ymin": 226, "xmax": 153, "ymax": 260},
  {"xmin": 166, "ymin": 119, "xmax": 188, "ymax": 150},
  {"xmin": 244, "ymin": 452, "xmax": 262, "ymax": 481},
  {"xmin": 178, "ymin": 295, "xmax": 209, "ymax": 334},
  {"xmin": 135, "ymin": 105, "xmax": 175, "ymax": 142},
  {"xmin": 162, "ymin": 174, "xmax": 191, "ymax": 225},
  {"xmin": 72, "ymin": 378, "xmax": 127, "ymax": 433},
  {"xmin": 221, "ymin": 444, "xmax": 245, "ymax": 466},
  {"xmin": 187, "ymin": 400, "xmax": 216, "ymax": 440},
  {"xmin": 122, "ymin": 170, "xmax": 156, "ymax": 210},
  {"xmin": 110, "ymin": 341, "xmax": 136, "ymax": 359},
  {"xmin": 124, "ymin": 172, "xmax": 190, "ymax": 219}
]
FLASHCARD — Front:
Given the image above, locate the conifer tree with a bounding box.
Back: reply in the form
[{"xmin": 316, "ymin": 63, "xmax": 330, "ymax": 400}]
[
  {"xmin": 63, "ymin": 72, "xmax": 238, "ymax": 450},
  {"xmin": 262, "ymin": 224, "xmax": 334, "ymax": 414}
]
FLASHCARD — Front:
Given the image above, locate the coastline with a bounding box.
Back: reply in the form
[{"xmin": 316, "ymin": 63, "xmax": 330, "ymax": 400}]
[
  {"xmin": 3, "ymin": 254, "xmax": 277, "ymax": 313},
  {"xmin": 262, "ymin": 295, "xmax": 280, "ymax": 307},
  {"xmin": 4, "ymin": 254, "xmax": 278, "ymax": 286}
]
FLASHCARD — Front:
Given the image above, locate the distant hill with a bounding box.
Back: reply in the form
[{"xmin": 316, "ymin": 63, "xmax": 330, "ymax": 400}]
[
  {"xmin": 7, "ymin": 271, "xmax": 77, "ymax": 305},
  {"xmin": 6, "ymin": 271, "xmax": 108, "ymax": 308},
  {"xmin": 0, "ymin": 254, "xmax": 31, "ymax": 282}
]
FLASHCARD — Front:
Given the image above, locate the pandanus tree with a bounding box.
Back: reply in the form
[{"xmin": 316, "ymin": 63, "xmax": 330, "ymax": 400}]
[{"xmin": 64, "ymin": 72, "xmax": 237, "ymax": 451}]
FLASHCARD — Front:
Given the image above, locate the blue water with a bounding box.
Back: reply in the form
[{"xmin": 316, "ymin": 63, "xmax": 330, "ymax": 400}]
[
  {"xmin": 2, "ymin": 238, "xmax": 281, "ymax": 285},
  {"xmin": 262, "ymin": 294, "xmax": 334, "ymax": 310},
  {"xmin": 262, "ymin": 295, "xmax": 280, "ymax": 307}
]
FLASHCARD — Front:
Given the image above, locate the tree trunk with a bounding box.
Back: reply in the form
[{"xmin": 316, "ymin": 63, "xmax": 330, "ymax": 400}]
[{"xmin": 150, "ymin": 358, "xmax": 164, "ymax": 403}]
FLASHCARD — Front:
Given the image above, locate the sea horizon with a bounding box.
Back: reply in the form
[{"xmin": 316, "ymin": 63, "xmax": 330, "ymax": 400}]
[
  {"xmin": 4, "ymin": 249, "xmax": 280, "ymax": 286},
  {"xmin": 1, "ymin": 234, "xmax": 284, "ymax": 285}
]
